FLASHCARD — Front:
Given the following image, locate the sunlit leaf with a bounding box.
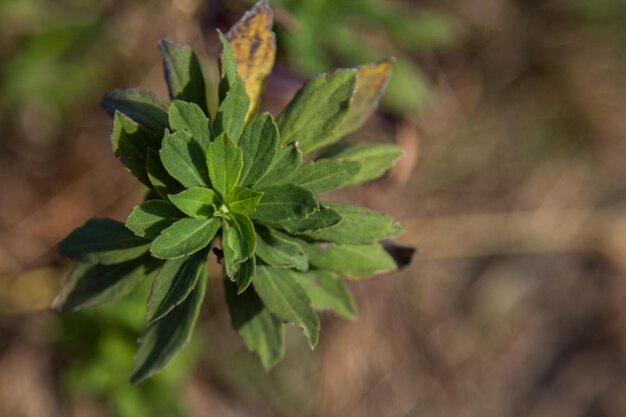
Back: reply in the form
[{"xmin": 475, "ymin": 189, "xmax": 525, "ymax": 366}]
[
  {"xmin": 253, "ymin": 266, "xmax": 319, "ymax": 347},
  {"xmin": 332, "ymin": 59, "xmax": 394, "ymax": 138},
  {"xmin": 126, "ymin": 200, "xmax": 184, "ymax": 240},
  {"xmin": 299, "ymin": 241, "xmax": 397, "ymax": 278},
  {"xmin": 168, "ymin": 187, "xmax": 219, "ymax": 218},
  {"xmin": 150, "ymin": 217, "xmax": 220, "ymax": 259},
  {"xmin": 206, "ymin": 133, "xmax": 243, "ymax": 199},
  {"xmin": 302, "ymin": 202, "xmax": 403, "ymax": 244},
  {"xmin": 290, "ymin": 270, "xmax": 356, "ymax": 319},
  {"xmin": 146, "ymin": 250, "xmax": 208, "ymax": 324},
  {"xmin": 160, "ymin": 130, "xmax": 210, "ymax": 188},
  {"xmin": 237, "ymin": 113, "xmax": 279, "ymax": 186},
  {"xmin": 277, "ymin": 69, "xmax": 356, "ymax": 154}
]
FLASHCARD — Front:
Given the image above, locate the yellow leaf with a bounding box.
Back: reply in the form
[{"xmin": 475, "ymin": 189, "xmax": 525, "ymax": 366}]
[
  {"xmin": 226, "ymin": 0, "xmax": 276, "ymax": 120},
  {"xmin": 335, "ymin": 58, "xmax": 395, "ymax": 137}
]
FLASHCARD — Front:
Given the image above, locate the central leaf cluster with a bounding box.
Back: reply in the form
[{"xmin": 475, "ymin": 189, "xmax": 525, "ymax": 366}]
[{"xmin": 125, "ymin": 96, "xmax": 315, "ymax": 294}]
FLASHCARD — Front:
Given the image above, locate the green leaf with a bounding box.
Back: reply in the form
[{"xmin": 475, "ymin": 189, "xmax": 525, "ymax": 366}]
[
  {"xmin": 250, "ymin": 184, "xmax": 318, "ymax": 223},
  {"xmin": 286, "ymin": 159, "xmax": 360, "ymax": 194},
  {"xmin": 255, "ymin": 227, "xmax": 308, "ymax": 271},
  {"xmin": 168, "ymin": 100, "xmax": 211, "ymax": 148},
  {"xmin": 130, "ymin": 273, "xmax": 206, "ymax": 384},
  {"xmin": 146, "ymin": 148, "xmax": 183, "ymax": 200},
  {"xmin": 52, "ymin": 257, "xmax": 159, "ymax": 312},
  {"xmin": 100, "ymin": 88, "xmax": 169, "ymax": 134},
  {"xmin": 150, "ymin": 217, "xmax": 220, "ymax": 259},
  {"xmin": 254, "ymin": 144, "xmax": 302, "ymax": 188},
  {"xmin": 227, "ymin": 187, "xmax": 263, "ymax": 215},
  {"xmin": 206, "ymin": 133, "xmax": 244, "ymax": 199},
  {"xmin": 276, "ymin": 69, "xmax": 357, "ymax": 154},
  {"xmin": 146, "ymin": 250, "xmax": 207, "ymax": 324},
  {"xmin": 218, "ymin": 31, "xmax": 238, "ymax": 98},
  {"xmin": 299, "ymin": 241, "xmax": 397, "ymax": 278},
  {"xmin": 213, "ymin": 76, "xmax": 250, "ymax": 141},
  {"xmin": 224, "ymin": 277, "xmax": 284, "ymax": 369},
  {"xmin": 111, "ymin": 111, "xmax": 157, "ymax": 187},
  {"xmin": 222, "ymin": 213, "xmax": 255, "ymax": 275},
  {"xmin": 126, "ymin": 200, "xmax": 184, "ymax": 240},
  {"xmin": 289, "ymin": 270, "xmax": 356, "ymax": 319},
  {"xmin": 160, "ymin": 130, "xmax": 210, "ymax": 188},
  {"xmin": 59, "ymin": 219, "xmax": 150, "ymax": 265},
  {"xmin": 158, "ymin": 39, "xmax": 208, "ymax": 113},
  {"xmin": 317, "ymin": 143, "xmax": 404, "ymax": 185},
  {"xmin": 302, "ymin": 202, "xmax": 403, "ymax": 244},
  {"xmin": 232, "ymin": 254, "xmax": 256, "ymax": 294},
  {"xmin": 253, "ymin": 266, "xmax": 319, "ymax": 347},
  {"xmin": 237, "ymin": 113, "xmax": 279, "ymax": 186},
  {"xmin": 274, "ymin": 206, "xmax": 342, "ymax": 234},
  {"xmin": 168, "ymin": 187, "xmax": 219, "ymax": 218}
]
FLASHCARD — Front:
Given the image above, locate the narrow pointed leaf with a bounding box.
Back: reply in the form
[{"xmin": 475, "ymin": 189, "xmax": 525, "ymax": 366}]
[
  {"xmin": 160, "ymin": 130, "xmax": 209, "ymax": 188},
  {"xmin": 126, "ymin": 200, "xmax": 184, "ymax": 240},
  {"xmin": 224, "ymin": 277, "xmax": 284, "ymax": 369},
  {"xmin": 59, "ymin": 219, "xmax": 150, "ymax": 265},
  {"xmin": 253, "ymin": 266, "xmax": 319, "ymax": 347},
  {"xmin": 52, "ymin": 257, "xmax": 159, "ymax": 312},
  {"xmin": 289, "ymin": 270, "xmax": 356, "ymax": 319},
  {"xmin": 130, "ymin": 274, "xmax": 206, "ymax": 384},
  {"xmin": 255, "ymin": 227, "xmax": 308, "ymax": 271},
  {"xmin": 237, "ymin": 113, "xmax": 279, "ymax": 186},
  {"xmin": 206, "ymin": 133, "xmax": 243, "ymax": 199},
  {"xmin": 168, "ymin": 100, "xmax": 211, "ymax": 148},
  {"xmin": 276, "ymin": 69, "xmax": 357, "ymax": 153},
  {"xmin": 227, "ymin": 187, "xmax": 263, "ymax": 215},
  {"xmin": 299, "ymin": 241, "xmax": 397, "ymax": 278},
  {"xmin": 168, "ymin": 187, "xmax": 219, "ymax": 218},
  {"xmin": 233, "ymin": 254, "xmax": 256, "ymax": 294},
  {"xmin": 222, "ymin": 213, "xmax": 255, "ymax": 275},
  {"xmin": 151, "ymin": 217, "xmax": 220, "ymax": 259},
  {"xmin": 254, "ymin": 144, "xmax": 302, "ymax": 188},
  {"xmin": 302, "ymin": 202, "xmax": 403, "ymax": 244},
  {"xmin": 213, "ymin": 76, "xmax": 250, "ymax": 141},
  {"xmin": 100, "ymin": 88, "xmax": 168, "ymax": 133},
  {"xmin": 250, "ymin": 184, "xmax": 318, "ymax": 223},
  {"xmin": 317, "ymin": 143, "xmax": 404, "ymax": 185},
  {"xmin": 147, "ymin": 148, "xmax": 183, "ymax": 200},
  {"xmin": 274, "ymin": 206, "xmax": 342, "ymax": 234},
  {"xmin": 159, "ymin": 39, "xmax": 208, "ymax": 112},
  {"xmin": 286, "ymin": 159, "xmax": 360, "ymax": 194},
  {"xmin": 226, "ymin": 0, "xmax": 276, "ymax": 118},
  {"xmin": 111, "ymin": 111, "xmax": 157, "ymax": 187},
  {"xmin": 218, "ymin": 31, "xmax": 238, "ymax": 97},
  {"xmin": 146, "ymin": 250, "xmax": 207, "ymax": 324}
]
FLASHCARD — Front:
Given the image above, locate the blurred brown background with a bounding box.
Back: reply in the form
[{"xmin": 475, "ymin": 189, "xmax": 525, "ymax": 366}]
[{"xmin": 1, "ymin": 0, "xmax": 626, "ymax": 416}]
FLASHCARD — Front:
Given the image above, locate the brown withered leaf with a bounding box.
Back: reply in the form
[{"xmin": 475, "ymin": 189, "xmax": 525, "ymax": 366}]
[{"xmin": 226, "ymin": 0, "xmax": 276, "ymax": 120}]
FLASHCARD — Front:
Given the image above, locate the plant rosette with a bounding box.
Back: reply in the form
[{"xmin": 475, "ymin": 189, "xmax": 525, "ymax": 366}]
[{"xmin": 53, "ymin": 0, "xmax": 411, "ymax": 384}]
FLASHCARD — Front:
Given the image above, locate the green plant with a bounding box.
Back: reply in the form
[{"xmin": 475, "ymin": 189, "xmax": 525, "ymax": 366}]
[{"xmin": 53, "ymin": 0, "xmax": 408, "ymax": 384}]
